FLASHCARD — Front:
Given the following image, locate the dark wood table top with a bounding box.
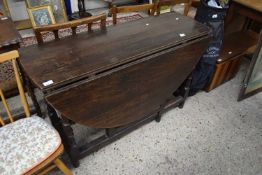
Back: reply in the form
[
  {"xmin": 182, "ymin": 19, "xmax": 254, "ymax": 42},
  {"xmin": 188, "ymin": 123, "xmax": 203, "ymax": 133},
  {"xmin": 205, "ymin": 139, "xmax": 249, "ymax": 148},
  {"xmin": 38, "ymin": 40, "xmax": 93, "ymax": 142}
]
[
  {"xmin": 225, "ymin": 0, "xmax": 262, "ymax": 33},
  {"xmin": 0, "ymin": 17, "xmax": 21, "ymax": 48},
  {"xmin": 219, "ymin": 31, "xmax": 258, "ymax": 63},
  {"xmin": 19, "ymin": 12, "xmax": 210, "ymax": 92},
  {"xmin": 234, "ymin": 0, "xmax": 262, "ymax": 13}
]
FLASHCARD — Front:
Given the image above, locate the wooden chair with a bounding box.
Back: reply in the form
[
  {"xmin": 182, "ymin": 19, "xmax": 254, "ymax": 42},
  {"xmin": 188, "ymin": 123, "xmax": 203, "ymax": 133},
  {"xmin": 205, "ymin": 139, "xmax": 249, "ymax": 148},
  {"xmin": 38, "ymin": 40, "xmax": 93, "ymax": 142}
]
[
  {"xmin": 0, "ymin": 11, "xmax": 3, "ymax": 17},
  {"xmin": 0, "ymin": 51, "xmax": 72, "ymax": 175},
  {"xmin": 157, "ymin": 0, "xmax": 193, "ymax": 16},
  {"xmin": 34, "ymin": 13, "xmax": 107, "ymax": 44},
  {"xmin": 110, "ymin": 3, "xmax": 158, "ymax": 25}
]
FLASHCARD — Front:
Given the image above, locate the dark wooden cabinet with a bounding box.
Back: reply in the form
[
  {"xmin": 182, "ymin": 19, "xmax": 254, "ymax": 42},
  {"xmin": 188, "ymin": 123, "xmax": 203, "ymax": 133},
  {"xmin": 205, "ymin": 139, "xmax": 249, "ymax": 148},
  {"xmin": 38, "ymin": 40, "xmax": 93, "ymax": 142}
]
[
  {"xmin": 207, "ymin": 0, "xmax": 262, "ymax": 92},
  {"xmin": 0, "ymin": 17, "xmax": 21, "ymax": 97},
  {"xmin": 19, "ymin": 12, "xmax": 211, "ymax": 166},
  {"xmin": 206, "ymin": 31, "xmax": 257, "ymax": 91}
]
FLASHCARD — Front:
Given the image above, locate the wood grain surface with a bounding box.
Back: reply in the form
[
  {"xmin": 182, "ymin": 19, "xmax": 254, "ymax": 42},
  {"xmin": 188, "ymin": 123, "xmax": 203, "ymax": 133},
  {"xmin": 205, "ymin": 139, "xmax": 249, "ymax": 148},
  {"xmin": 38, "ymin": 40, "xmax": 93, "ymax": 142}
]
[
  {"xmin": 219, "ymin": 31, "xmax": 257, "ymax": 63},
  {"xmin": 19, "ymin": 12, "xmax": 210, "ymax": 92},
  {"xmin": 19, "ymin": 12, "xmax": 211, "ymax": 128},
  {"xmin": 0, "ymin": 17, "xmax": 21, "ymax": 48},
  {"xmin": 234, "ymin": 0, "xmax": 262, "ymax": 13},
  {"xmin": 46, "ymin": 38, "xmax": 210, "ymax": 128}
]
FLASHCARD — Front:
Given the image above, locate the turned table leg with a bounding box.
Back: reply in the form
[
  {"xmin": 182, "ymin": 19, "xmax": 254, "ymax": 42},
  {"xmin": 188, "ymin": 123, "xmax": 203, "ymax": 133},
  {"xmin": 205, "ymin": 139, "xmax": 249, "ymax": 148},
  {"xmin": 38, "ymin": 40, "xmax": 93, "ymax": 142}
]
[
  {"xmin": 47, "ymin": 104, "xmax": 81, "ymax": 167},
  {"xmin": 179, "ymin": 75, "xmax": 192, "ymax": 109},
  {"xmin": 18, "ymin": 61, "xmax": 42, "ymax": 117}
]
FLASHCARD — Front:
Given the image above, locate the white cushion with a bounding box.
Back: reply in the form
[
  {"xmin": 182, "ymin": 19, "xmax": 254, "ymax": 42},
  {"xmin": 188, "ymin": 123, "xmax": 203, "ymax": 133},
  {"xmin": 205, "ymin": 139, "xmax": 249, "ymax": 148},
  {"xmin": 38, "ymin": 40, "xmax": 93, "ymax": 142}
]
[{"xmin": 0, "ymin": 116, "xmax": 61, "ymax": 175}]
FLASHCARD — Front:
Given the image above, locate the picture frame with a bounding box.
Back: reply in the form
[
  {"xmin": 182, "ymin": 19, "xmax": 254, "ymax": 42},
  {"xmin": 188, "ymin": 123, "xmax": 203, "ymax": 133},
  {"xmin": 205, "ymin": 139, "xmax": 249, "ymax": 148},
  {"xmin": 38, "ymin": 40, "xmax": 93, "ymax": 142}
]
[
  {"xmin": 27, "ymin": 5, "xmax": 56, "ymax": 27},
  {"xmin": 26, "ymin": 0, "xmax": 52, "ymax": 8},
  {"xmin": 25, "ymin": 0, "xmax": 68, "ymax": 23}
]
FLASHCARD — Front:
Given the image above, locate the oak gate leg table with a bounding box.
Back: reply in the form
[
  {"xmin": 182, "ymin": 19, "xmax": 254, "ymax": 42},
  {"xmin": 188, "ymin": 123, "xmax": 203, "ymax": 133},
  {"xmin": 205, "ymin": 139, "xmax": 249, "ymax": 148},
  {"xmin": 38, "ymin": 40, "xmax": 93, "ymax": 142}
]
[{"xmin": 19, "ymin": 12, "xmax": 211, "ymax": 167}]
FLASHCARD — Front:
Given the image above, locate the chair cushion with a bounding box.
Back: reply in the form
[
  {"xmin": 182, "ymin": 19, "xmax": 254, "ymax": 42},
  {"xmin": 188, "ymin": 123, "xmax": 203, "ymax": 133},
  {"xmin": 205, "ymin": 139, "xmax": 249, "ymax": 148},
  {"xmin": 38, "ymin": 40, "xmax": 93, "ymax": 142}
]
[{"xmin": 0, "ymin": 116, "xmax": 61, "ymax": 175}]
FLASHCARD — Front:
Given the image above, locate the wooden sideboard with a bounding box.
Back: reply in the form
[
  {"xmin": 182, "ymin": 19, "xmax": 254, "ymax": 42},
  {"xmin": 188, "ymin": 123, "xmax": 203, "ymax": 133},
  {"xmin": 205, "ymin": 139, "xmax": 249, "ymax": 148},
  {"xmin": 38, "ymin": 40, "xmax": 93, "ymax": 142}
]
[
  {"xmin": 225, "ymin": 0, "xmax": 262, "ymax": 29},
  {"xmin": 206, "ymin": 0, "xmax": 261, "ymax": 92},
  {"xmin": 0, "ymin": 17, "xmax": 20, "ymax": 52},
  {"xmin": 0, "ymin": 17, "xmax": 21, "ymax": 97},
  {"xmin": 19, "ymin": 12, "xmax": 211, "ymax": 166}
]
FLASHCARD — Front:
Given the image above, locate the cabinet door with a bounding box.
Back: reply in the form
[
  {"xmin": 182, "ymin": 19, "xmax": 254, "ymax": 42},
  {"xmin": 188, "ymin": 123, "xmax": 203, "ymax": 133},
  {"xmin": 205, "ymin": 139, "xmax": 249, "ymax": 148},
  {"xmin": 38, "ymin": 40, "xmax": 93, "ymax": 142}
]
[{"xmin": 239, "ymin": 32, "xmax": 262, "ymax": 101}]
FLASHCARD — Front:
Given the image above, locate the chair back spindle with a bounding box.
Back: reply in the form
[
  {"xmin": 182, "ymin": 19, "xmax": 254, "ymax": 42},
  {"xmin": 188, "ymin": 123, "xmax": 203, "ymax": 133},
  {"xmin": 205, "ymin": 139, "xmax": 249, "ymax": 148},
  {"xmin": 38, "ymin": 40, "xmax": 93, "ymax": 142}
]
[
  {"xmin": 0, "ymin": 51, "xmax": 30, "ymax": 126},
  {"xmin": 0, "ymin": 89, "xmax": 13, "ymax": 124},
  {"xmin": 34, "ymin": 14, "xmax": 107, "ymax": 44}
]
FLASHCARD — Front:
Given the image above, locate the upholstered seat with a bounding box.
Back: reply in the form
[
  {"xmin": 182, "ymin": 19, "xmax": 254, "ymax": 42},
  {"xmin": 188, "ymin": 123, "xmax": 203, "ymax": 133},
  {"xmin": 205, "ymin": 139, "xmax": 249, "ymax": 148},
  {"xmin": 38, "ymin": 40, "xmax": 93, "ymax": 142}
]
[{"xmin": 0, "ymin": 116, "xmax": 61, "ymax": 175}]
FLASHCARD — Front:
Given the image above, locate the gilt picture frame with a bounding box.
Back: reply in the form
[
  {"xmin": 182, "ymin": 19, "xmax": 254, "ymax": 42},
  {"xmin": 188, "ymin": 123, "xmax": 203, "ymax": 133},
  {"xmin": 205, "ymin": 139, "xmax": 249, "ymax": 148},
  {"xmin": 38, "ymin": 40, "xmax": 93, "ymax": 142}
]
[
  {"xmin": 25, "ymin": 0, "xmax": 68, "ymax": 23},
  {"xmin": 27, "ymin": 5, "xmax": 56, "ymax": 27}
]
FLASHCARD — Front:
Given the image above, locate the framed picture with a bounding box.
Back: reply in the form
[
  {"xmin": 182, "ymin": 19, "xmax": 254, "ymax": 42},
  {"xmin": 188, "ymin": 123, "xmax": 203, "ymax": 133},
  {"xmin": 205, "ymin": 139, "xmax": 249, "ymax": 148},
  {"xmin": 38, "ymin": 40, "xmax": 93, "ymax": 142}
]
[
  {"xmin": 27, "ymin": 5, "xmax": 56, "ymax": 27},
  {"xmin": 25, "ymin": 0, "xmax": 68, "ymax": 23}
]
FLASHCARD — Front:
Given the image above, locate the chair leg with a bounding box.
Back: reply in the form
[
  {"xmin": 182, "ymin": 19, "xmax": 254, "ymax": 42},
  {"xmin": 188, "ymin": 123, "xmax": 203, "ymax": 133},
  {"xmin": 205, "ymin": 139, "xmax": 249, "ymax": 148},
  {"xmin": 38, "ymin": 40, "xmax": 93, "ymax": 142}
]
[
  {"xmin": 37, "ymin": 165, "xmax": 57, "ymax": 175},
  {"xmin": 54, "ymin": 159, "xmax": 73, "ymax": 175}
]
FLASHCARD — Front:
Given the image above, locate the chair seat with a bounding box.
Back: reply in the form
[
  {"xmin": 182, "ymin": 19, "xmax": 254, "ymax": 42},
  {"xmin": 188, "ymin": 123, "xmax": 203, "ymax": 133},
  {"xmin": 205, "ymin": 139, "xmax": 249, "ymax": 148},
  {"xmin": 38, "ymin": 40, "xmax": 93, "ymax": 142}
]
[{"xmin": 0, "ymin": 116, "xmax": 61, "ymax": 175}]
